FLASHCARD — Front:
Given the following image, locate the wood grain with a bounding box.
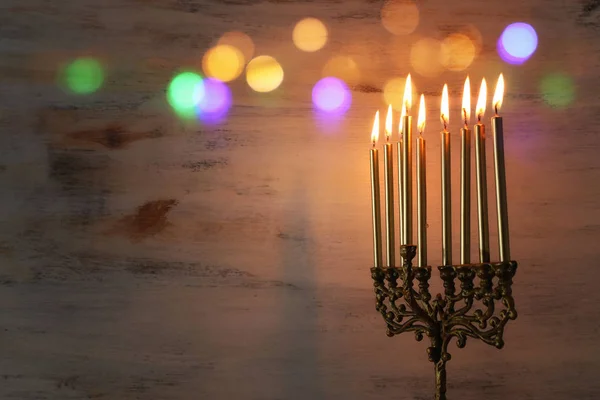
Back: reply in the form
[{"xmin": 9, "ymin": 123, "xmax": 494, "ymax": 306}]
[{"xmin": 0, "ymin": 0, "xmax": 599, "ymax": 399}]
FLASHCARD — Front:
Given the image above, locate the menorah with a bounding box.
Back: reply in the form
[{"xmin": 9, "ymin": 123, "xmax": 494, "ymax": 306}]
[
  {"xmin": 370, "ymin": 247, "xmax": 517, "ymax": 400},
  {"xmin": 367, "ymin": 75, "xmax": 517, "ymax": 400}
]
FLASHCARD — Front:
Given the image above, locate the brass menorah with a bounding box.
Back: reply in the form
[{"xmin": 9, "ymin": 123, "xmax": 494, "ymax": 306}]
[
  {"xmin": 370, "ymin": 246, "xmax": 517, "ymax": 400},
  {"xmin": 367, "ymin": 75, "xmax": 516, "ymax": 399}
]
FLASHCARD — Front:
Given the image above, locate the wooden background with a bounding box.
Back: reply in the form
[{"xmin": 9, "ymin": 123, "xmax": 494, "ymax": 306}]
[{"xmin": 1, "ymin": 0, "xmax": 599, "ymax": 399}]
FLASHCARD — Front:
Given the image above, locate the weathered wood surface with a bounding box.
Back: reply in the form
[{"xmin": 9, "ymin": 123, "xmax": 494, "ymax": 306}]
[{"xmin": 1, "ymin": 0, "xmax": 600, "ymax": 399}]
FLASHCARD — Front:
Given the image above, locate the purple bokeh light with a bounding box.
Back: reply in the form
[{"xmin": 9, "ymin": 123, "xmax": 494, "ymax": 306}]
[
  {"xmin": 312, "ymin": 77, "xmax": 351, "ymax": 114},
  {"xmin": 497, "ymin": 22, "xmax": 538, "ymax": 65},
  {"xmin": 195, "ymin": 78, "xmax": 232, "ymax": 124}
]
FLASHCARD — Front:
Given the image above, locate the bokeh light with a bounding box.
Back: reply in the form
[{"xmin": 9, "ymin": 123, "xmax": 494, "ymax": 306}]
[
  {"xmin": 246, "ymin": 55, "xmax": 284, "ymax": 93},
  {"xmin": 384, "ymin": 77, "xmax": 406, "ymax": 111},
  {"xmin": 321, "ymin": 55, "xmax": 361, "ymax": 86},
  {"xmin": 202, "ymin": 44, "xmax": 244, "ymax": 82},
  {"xmin": 196, "ymin": 78, "xmax": 232, "ymax": 124},
  {"xmin": 441, "ymin": 33, "xmax": 476, "ymax": 71},
  {"xmin": 464, "ymin": 24, "xmax": 483, "ymax": 56},
  {"xmin": 293, "ymin": 18, "xmax": 328, "ymax": 52},
  {"xmin": 410, "ymin": 38, "xmax": 443, "ymax": 78},
  {"xmin": 497, "ymin": 22, "xmax": 538, "ymax": 65},
  {"xmin": 381, "ymin": 0, "xmax": 419, "ymax": 36},
  {"xmin": 540, "ymin": 73, "xmax": 575, "ymax": 108},
  {"xmin": 60, "ymin": 57, "xmax": 104, "ymax": 94},
  {"xmin": 217, "ymin": 31, "xmax": 255, "ymax": 61},
  {"xmin": 167, "ymin": 71, "xmax": 204, "ymax": 118},
  {"xmin": 383, "ymin": 77, "xmax": 418, "ymax": 111},
  {"xmin": 312, "ymin": 77, "xmax": 351, "ymax": 114}
]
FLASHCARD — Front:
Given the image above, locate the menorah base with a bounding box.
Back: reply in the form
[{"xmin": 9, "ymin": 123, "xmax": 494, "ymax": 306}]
[{"xmin": 371, "ymin": 245, "xmax": 517, "ymax": 399}]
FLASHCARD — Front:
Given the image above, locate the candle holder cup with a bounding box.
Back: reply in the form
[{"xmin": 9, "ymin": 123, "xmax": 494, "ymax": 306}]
[{"xmin": 370, "ymin": 245, "xmax": 517, "ymax": 400}]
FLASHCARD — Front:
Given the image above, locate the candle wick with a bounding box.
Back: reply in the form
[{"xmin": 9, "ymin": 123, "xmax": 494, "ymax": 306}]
[{"xmin": 495, "ymin": 104, "xmax": 498, "ymax": 115}]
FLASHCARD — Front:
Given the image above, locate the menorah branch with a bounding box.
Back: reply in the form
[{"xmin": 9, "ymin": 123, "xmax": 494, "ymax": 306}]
[{"xmin": 371, "ymin": 245, "xmax": 518, "ymax": 400}]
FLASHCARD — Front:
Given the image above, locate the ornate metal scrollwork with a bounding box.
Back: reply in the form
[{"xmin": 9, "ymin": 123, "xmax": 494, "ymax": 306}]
[{"xmin": 370, "ymin": 245, "xmax": 517, "ymax": 400}]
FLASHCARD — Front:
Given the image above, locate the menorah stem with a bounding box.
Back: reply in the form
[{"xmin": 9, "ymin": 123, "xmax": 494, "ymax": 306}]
[{"xmin": 434, "ymin": 359, "xmax": 447, "ymax": 400}]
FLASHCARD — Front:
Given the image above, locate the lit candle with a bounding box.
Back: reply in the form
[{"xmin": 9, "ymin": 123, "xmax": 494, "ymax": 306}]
[
  {"xmin": 440, "ymin": 84, "xmax": 452, "ymax": 266},
  {"xmin": 474, "ymin": 79, "xmax": 490, "ymax": 263},
  {"xmin": 370, "ymin": 111, "xmax": 383, "ymax": 268},
  {"xmin": 492, "ymin": 74, "xmax": 511, "ymax": 262},
  {"xmin": 384, "ymin": 105, "xmax": 396, "ymax": 267},
  {"xmin": 401, "ymin": 74, "xmax": 413, "ymax": 246},
  {"xmin": 397, "ymin": 106, "xmax": 406, "ymax": 245},
  {"xmin": 416, "ymin": 94, "xmax": 427, "ymax": 266},
  {"xmin": 460, "ymin": 77, "xmax": 472, "ymax": 264}
]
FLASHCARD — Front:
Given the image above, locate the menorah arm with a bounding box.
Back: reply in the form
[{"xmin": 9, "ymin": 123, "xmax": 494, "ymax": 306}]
[
  {"xmin": 386, "ymin": 316, "xmax": 432, "ymax": 338},
  {"xmin": 447, "ymin": 322, "xmax": 506, "ymax": 349},
  {"xmin": 372, "ymin": 267, "xmax": 435, "ymax": 338},
  {"xmin": 445, "ymin": 292, "xmax": 517, "ymax": 349}
]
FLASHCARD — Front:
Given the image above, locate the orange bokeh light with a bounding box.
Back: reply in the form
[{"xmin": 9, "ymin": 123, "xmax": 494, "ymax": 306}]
[
  {"xmin": 384, "ymin": 77, "xmax": 405, "ymax": 111},
  {"xmin": 410, "ymin": 38, "xmax": 443, "ymax": 78},
  {"xmin": 381, "ymin": 0, "xmax": 419, "ymax": 36},
  {"xmin": 202, "ymin": 45, "xmax": 244, "ymax": 82},
  {"xmin": 322, "ymin": 55, "xmax": 361, "ymax": 86},
  {"xmin": 246, "ymin": 55, "xmax": 284, "ymax": 93},
  {"xmin": 217, "ymin": 31, "xmax": 255, "ymax": 61},
  {"xmin": 293, "ymin": 18, "xmax": 328, "ymax": 52},
  {"xmin": 441, "ymin": 33, "xmax": 476, "ymax": 72}
]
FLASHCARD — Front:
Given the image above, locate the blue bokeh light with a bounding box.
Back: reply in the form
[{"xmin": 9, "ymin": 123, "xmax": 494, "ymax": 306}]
[
  {"xmin": 196, "ymin": 78, "xmax": 232, "ymax": 124},
  {"xmin": 312, "ymin": 77, "xmax": 351, "ymax": 114},
  {"xmin": 497, "ymin": 22, "xmax": 538, "ymax": 65}
]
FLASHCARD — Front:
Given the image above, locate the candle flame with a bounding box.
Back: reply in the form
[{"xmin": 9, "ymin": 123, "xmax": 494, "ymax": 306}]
[
  {"xmin": 399, "ymin": 105, "xmax": 406, "ymax": 135},
  {"xmin": 493, "ymin": 73, "xmax": 504, "ymax": 115},
  {"xmin": 371, "ymin": 111, "xmax": 380, "ymax": 145},
  {"xmin": 476, "ymin": 78, "xmax": 487, "ymax": 121},
  {"xmin": 440, "ymin": 84, "xmax": 449, "ymax": 129},
  {"xmin": 402, "ymin": 74, "xmax": 412, "ymax": 114},
  {"xmin": 418, "ymin": 94, "xmax": 426, "ymax": 134},
  {"xmin": 462, "ymin": 76, "xmax": 471, "ymax": 125},
  {"xmin": 385, "ymin": 104, "xmax": 392, "ymax": 140}
]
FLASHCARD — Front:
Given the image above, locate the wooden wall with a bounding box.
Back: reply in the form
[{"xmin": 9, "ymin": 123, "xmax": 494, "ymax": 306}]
[{"xmin": 1, "ymin": 0, "xmax": 599, "ymax": 398}]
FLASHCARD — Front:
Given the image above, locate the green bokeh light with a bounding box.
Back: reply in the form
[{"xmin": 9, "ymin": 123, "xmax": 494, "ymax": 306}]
[
  {"xmin": 63, "ymin": 58, "xmax": 104, "ymax": 94},
  {"xmin": 167, "ymin": 71, "xmax": 204, "ymax": 119},
  {"xmin": 540, "ymin": 73, "xmax": 575, "ymax": 108}
]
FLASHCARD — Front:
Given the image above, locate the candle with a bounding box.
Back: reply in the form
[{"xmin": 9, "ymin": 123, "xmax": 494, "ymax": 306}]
[
  {"xmin": 460, "ymin": 77, "xmax": 472, "ymax": 264},
  {"xmin": 492, "ymin": 74, "xmax": 511, "ymax": 262},
  {"xmin": 474, "ymin": 79, "xmax": 490, "ymax": 263},
  {"xmin": 440, "ymin": 84, "xmax": 452, "ymax": 266},
  {"xmin": 384, "ymin": 105, "xmax": 396, "ymax": 267},
  {"xmin": 397, "ymin": 106, "xmax": 406, "ymax": 246},
  {"xmin": 401, "ymin": 74, "xmax": 413, "ymax": 246},
  {"xmin": 416, "ymin": 94, "xmax": 427, "ymax": 266},
  {"xmin": 370, "ymin": 111, "xmax": 383, "ymax": 268}
]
